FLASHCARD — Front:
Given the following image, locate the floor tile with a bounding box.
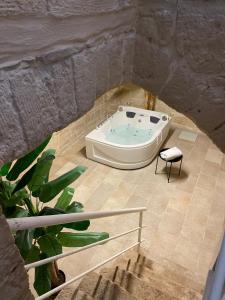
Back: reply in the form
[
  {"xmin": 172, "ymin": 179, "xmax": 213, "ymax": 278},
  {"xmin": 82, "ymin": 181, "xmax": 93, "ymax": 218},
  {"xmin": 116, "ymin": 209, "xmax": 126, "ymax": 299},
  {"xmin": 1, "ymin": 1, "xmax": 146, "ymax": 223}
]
[
  {"xmin": 178, "ymin": 130, "xmax": 198, "ymax": 142},
  {"xmin": 205, "ymin": 148, "xmax": 223, "ymax": 165},
  {"xmin": 47, "ymin": 123, "xmax": 225, "ymax": 282}
]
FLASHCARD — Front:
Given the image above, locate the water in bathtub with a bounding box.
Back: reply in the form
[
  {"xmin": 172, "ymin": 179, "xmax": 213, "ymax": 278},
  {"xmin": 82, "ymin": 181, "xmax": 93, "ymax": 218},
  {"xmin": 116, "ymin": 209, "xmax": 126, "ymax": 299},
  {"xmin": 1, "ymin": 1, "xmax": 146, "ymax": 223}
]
[{"xmin": 106, "ymin": 114, "xmax": 153, "ymax": 145}]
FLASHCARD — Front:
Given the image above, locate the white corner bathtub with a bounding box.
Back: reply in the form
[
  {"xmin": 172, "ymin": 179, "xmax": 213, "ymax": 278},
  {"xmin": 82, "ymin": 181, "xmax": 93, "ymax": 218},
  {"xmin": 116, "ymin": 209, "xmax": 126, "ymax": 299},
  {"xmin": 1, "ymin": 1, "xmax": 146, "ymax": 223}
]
[{"xmin": 85, "ymin": 106, "xmax": 171, "ymax": 169}]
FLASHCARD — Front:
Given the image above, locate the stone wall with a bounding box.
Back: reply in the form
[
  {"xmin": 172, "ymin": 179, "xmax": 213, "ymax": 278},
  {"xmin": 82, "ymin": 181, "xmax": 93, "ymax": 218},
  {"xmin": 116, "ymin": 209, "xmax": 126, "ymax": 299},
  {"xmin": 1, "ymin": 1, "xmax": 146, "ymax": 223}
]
[
  {"xmin": 0, "ymin": 0, "xmax": 225, "ymax": 166},
  {"xmin": 0, "ymin": 0, "xmax": 137, "ymax": 165},
  {"xmin": 0, "ymin": 211, "xmax": 34, "ymax": 300},
  {"xmin": 50, "ymin": 85, "xmax": 198, "ymax": 155},
  {"xmin": 134, "ymin": 0, "xmax": 225, "ymax": 152}
]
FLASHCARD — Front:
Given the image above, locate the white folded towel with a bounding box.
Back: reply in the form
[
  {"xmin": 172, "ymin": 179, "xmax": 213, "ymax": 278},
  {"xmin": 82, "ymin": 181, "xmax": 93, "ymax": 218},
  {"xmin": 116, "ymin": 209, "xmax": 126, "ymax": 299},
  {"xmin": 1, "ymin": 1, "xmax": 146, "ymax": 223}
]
[{"xmin": 160, "ymin": 147, "xmax": 182, "ymax": 161}]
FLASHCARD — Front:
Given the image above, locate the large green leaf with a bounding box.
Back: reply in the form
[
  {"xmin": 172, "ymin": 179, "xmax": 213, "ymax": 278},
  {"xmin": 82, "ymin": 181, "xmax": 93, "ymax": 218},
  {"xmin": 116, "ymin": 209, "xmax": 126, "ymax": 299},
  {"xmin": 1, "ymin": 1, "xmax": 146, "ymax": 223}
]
[
  {"xmin": 64, "ymin": 202, "xmax": 89, "ymax": 231},
  {"xmin": 28, "ymin": 149, "xmax": 56, "ymax": 196},
  {"xmin": 66, "ymin": 201, "xmax": 84, "ymax": 213},
  {"xmin": 38, "ymin": 234, "xmax": 62, "ymax": 257},
  {"xmin": 38, "ymin": 166, "xmax": 87, "ymax": 203},
  {"xmin": 0, "ymin": 181, "xmax": 28, "ymax": 208},
  {"xmin": 7, "ymin": 136, "xmax": 51, "ymax": 181},
  {"xmin": 55, "ymin": 187, "xmax": 74, "ymax": 210},
  {"xmin": 57, "ymin": 232, "xmax": 109, "ymax": 247},
  {"xmin": 34, "ymin": 256, "xmax": 51, "ymax": 296},
  {"xmin": 39, "ymin": 206, "xmax": 89, "ymax": 233},
  {"xmin": 0, "ymin": 181, "xmax": 17, "ymax": 208},
  {"xmin": 15, "ymin": 229, "xmax": 34, "ymax": 260},
  {"xmin": 0, "ymin": 162, "xmax": 12, "ymax": 176},
  {"xmin": 38, "ymin": 206, "xmax": 65, "ymax": 216},
  {"xmin": 9, "ymin": 189, "xmax": 29, "ymax": 207},
  {"xmin": 4, "ymin": 206, "xmax": 28, "ymax": 218},
  {"xmin": 39, "ymin": 207, "xmax": 64, "ymax": 234},
  {"xmin": 33, "ymin": 227, "xmax": 46, "ymax": 239},
  {"xmin": 12, "ymin": 164, "xmax": 37, "ymax": 194},
  {"xmin": 63, "ymin": 219, "xmax": 90, "ymax": 231},
  {"xmin": 25, "ymin": 245, "xmax": 40, "ymax": 264},
  {"xmin": 23, "ymin": 198, "xmax": 36, "ymax": 216}
]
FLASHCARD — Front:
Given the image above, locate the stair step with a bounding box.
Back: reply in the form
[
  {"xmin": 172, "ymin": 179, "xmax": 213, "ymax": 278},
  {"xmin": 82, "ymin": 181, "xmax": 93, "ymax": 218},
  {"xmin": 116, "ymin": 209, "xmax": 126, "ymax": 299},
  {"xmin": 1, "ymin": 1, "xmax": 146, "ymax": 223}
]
[
  {"xmin": 56, "ymin": 286, "xmax": 93, "ymax": 300},
  {"xmin": 113, "ymin": 252, "xmax": 203, "ymax": 293},
  {"xmin": 78, "ymin": 272, "xmax": 138, "ymax": 300},
  {"xmin": 101, "ymin": 267, "xmax": 178, "ymax": 300},
  {"xmin": 73, "ymin": 289, "xmax": 93, "ymax": 300}
]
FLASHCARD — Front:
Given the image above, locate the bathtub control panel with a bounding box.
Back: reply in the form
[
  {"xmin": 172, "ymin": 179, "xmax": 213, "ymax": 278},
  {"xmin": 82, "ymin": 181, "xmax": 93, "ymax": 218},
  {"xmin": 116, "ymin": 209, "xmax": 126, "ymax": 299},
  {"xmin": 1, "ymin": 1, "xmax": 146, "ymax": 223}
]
[{"xmin": 150, "ymin": 116, "xmax": 160, "ymax": 124}]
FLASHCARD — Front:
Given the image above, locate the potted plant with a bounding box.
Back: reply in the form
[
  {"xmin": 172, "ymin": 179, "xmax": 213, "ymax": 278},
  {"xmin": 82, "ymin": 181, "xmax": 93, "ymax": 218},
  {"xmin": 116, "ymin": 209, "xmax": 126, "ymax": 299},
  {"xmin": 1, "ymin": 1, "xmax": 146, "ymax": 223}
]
[{"xmin": 0, "ymin": 136, "xmax": 109, "ymax": 297}]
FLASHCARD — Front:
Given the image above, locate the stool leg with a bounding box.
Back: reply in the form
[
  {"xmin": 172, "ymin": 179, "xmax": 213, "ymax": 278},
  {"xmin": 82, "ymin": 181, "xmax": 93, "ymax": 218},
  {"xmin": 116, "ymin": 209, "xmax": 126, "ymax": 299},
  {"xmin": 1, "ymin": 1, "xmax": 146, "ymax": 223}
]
[
  {"xmin": 155, "ymin": 155, "xmax": 159, "ymax": 174},
  {"xmin": 178, "ymin": 158, "xmax": 183, "ymax": 176},
  {"xmin": 168, "ymin": 162, "xmax": 172, "ymax": 183}
]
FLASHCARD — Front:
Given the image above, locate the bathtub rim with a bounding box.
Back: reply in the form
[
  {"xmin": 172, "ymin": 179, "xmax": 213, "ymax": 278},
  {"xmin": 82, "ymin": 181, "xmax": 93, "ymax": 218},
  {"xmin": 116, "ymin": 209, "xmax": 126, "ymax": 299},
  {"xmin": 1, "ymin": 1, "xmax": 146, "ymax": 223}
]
[{"xmin": 86, "ymin": 119, "xmax": 171, "ymax": 149}]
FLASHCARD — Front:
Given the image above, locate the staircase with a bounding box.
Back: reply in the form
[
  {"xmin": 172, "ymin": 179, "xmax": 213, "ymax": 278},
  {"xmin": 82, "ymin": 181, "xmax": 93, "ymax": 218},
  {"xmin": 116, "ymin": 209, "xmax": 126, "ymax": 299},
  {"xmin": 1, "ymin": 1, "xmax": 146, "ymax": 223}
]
[{"xmin": 56, "ymin": 250, "xmax": 204, "ymax": 300}]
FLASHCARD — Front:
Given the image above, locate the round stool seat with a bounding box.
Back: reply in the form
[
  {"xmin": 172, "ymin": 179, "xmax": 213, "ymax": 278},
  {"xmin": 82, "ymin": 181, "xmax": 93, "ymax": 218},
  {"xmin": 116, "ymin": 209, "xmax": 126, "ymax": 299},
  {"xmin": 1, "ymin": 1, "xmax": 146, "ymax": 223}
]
[
  {"xmin": 159, "ymin": 148, "xmax": 183, "ymax": 163},
  {"xmin": 155, "ymin": 147, "xmax": 183, "ymax": 183}
]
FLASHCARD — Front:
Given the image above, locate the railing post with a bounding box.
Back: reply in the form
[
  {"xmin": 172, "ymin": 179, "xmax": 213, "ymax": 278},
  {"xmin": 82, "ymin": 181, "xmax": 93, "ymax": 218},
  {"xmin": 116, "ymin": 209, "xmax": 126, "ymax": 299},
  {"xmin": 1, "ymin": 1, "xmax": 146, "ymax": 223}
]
[{"xmin": 137, "ymin": 211, "xmax": 143, "ymax": 252}]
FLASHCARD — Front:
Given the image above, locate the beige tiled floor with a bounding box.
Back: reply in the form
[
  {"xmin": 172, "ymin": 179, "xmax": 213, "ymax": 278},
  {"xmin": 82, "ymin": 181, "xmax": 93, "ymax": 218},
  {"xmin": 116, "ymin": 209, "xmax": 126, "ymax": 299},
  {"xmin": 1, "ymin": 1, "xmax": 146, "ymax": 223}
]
[{"xmin": 52, "ymin": 125, "xmax": 225, "ymax": 287}]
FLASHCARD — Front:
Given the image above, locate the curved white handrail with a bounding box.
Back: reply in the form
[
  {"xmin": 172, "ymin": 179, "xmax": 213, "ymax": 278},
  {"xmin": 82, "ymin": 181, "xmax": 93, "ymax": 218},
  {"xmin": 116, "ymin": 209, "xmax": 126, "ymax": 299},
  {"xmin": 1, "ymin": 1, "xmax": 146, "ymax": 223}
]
[
  {"xmin": 7, "ymin": 207, "xmax": 147, "ymax": 231},
  {"xmin": 25, "ymin": 226, "xmax": 146, "ymax": 270},
  {"xmin": 36, "ymin": 240, "xmax": 145, "ymax": 300},
  {"xmin": 7, "ymin": 206, "xmax": 147, "ymax": 300}
]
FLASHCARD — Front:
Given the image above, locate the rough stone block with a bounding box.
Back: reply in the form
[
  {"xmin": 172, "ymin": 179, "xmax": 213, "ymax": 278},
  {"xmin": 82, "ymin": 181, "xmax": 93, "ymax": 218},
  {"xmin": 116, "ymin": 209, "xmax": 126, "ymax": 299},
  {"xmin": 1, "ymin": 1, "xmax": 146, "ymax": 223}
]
[
  {"xmin": 108, "ymin": 37, "xmax": 124, "ymax": 88},
  {"xmin": 0, "ymin": 214, "xmax": 34, "ymax": 300},
  {"xmin": 93, "ymin": 42, "xmax": 110, "ymax": 98},
  {"xmin": 48, "ymin": 0, "xmax": 119, "ymax": 17},
  {"xmin": 122, "ymin": 32, "xmax": 136, "ymax": 83},
  {"xmin": 186, "ymin": 76, "xmax": 225, "ymax": 134},
  {"xmin": 134, "ymin": 35, "xmax": 171, "ymax": 94},
  {"xmin": 72, "ymin": 49, "xmax": 96, "ymax": 116},
  {"xmin": 159, "ymin": 64, "xmax": 206, "ymax": 112},
  {"xmin": 45, "ymin": 59, "xmax": 78, "ymax": 127},
  {"xmin": 138, "ymin": 0, "xmax": 177, "ymax": 17},
  {"xmin": 0, "ymin": 79, "xmax": 27, "ymax": 165},
  {"xmin": 9, "ymin": 69, "xmax": 60, "ymax": 149},
  {"xmin": 176, "ymin": 1, "xmax": 225, "ymax": 74},
  {"xmin": 48, "ymin": 0, "xmax": 135, "ymax": 17},
  {"xmin": 0, "ymin": 0, "xmax": 47, "ymax": 16}
]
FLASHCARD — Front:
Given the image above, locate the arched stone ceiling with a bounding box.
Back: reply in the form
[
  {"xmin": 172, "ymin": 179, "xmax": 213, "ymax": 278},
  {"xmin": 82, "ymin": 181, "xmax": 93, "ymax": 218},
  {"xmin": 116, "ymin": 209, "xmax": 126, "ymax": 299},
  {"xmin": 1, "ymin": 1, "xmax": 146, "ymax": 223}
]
[{"xmin": 0, "ymin": 0, "xmax": 224, "ymax": 165}]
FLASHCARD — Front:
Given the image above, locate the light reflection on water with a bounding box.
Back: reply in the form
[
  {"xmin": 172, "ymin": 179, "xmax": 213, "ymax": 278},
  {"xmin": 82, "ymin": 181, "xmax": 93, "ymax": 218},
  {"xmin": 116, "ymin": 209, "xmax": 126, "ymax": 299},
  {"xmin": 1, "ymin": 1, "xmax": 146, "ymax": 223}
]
[{"xmin": 106, "ymin": 124, "xmax": 152, "ymax": 145}]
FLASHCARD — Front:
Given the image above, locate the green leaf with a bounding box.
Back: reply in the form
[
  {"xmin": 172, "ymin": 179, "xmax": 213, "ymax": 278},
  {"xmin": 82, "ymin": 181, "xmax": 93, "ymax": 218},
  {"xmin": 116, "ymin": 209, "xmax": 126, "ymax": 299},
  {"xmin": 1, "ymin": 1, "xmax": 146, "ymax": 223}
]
[
  {"xmin": 38, "ymin": 234, "xmax": 62, "ymax": 257},
  {"xmin": 0, "ymin": 162, "xmax": 12, "ymax": 176},
  {"xmin": 10, "ymin": 189, "xmax": 29, "ymax": 207},
  {"xmin": 63, "ymin": 219, "xmax": 90, "ymax": 231},
  {"xmin": 55, "ymin": 187, "xmax": 74, "ymax": 210},
  {"xmin": 15, "ymin": 229, "xmax": 34, "ymax": 260},
  {"xmin": 7, "ymin": 136, "xmax": 51, "ymax": 181},
  {"xmin": 4, "ymin": 206, "xmax": 28, "ymax": 218},
  {"xmin": 38, "ymin": 206, "xmax": 89, "ymax": 233},
  {"xmin": 23, "ymin": 198, "xmax": 36, "ymax": 216},
  {"xmin": 38, "ymin": 207, "xmax": 64, "ymax": 235},
  {"xmin": 12, "ymin": 164, "xmax": 37, "ymax": 194},
  {"xmin": 25, "ymin": 245, "xmax": 40, "ymax": 264},
  {"xmin": 33, "ymin": 227, "xmax": 46, "ymax": 239},
  {"xmin": 28, "ymin": 149, "xmax": 56, "ymax": 196},
  {"xmin": 38, "ymin": 206, "xmax": 65, "ymax": 216},
  {"xmin": 34, "ymin": 257, "xmax": 51, "ymax": 296},
  {"xmin": 46, "ymin": 224, "xmax": 63, "ymax": 235},
  {"xmin": 66, "ymin": 201, "xmax": 84, "ymax": 213},
  {"xmin": 38, "ymin": 166, "xmax": 86, "ymax": 203},
  {"xmin": 57, "ymin": 232, "xmax": 109, "ymax": 247}
]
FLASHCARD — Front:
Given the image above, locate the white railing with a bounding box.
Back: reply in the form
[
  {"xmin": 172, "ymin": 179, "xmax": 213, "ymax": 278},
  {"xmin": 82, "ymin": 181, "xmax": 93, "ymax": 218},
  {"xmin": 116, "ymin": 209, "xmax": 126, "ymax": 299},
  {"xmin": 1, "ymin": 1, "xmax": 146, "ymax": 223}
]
[{"xmin": 7, "ymin": 207, "xmax": 147, "ymax": 300}]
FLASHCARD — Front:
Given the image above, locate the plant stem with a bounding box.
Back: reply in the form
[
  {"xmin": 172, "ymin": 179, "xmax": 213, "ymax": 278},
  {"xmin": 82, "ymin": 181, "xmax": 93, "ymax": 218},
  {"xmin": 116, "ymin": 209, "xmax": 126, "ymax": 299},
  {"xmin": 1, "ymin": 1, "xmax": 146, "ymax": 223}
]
[
  {"xmin": 49, "ymin": 261, "xmax": 60, "ymax": 288},
  {"xmin": 24, "ymin": 198, "xmax": 36, "ymax": 216}
]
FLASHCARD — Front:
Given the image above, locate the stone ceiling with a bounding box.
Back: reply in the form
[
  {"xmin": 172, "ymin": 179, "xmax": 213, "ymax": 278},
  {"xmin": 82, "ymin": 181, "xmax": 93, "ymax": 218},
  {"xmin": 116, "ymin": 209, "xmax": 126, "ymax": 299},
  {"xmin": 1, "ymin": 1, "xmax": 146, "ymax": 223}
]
[{"xmin": 0, "ymin": 0, "xmax": 224, "ymax": 164}]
